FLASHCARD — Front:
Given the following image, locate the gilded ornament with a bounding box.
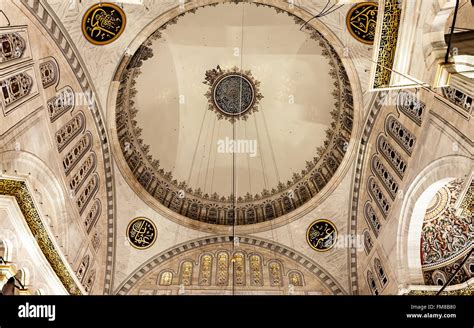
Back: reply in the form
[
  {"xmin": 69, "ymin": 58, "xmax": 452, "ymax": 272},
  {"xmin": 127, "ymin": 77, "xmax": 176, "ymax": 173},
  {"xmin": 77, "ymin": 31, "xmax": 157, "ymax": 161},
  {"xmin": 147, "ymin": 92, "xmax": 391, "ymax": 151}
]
[
  {"xmin": 346, "ymin": 2, "xmax": 378, "ymax": 44},
  {"xmin": 306, "ymin": 219, "xmax": 338, "ymax": 252},
  {"xmin": 82, "ymin": 3, "xmax": 126, "ymax": 45},
  {"xmin": 0, "ymin": 179, "xmax": 81, "ymax": 295},
  {"xmin": 126, "ymin": 217, "xmax": 157, "ymax": 249}
]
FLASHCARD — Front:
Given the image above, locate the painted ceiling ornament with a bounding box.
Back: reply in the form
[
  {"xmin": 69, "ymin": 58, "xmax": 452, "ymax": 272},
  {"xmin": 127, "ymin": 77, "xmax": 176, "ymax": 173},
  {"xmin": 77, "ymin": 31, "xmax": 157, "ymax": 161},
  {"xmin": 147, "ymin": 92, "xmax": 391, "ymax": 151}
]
[
  {"xmin": 115, "ymin": 2, "xmax": 355, "ymax": 226},
  {"xmin": 421, "ymin": 179, "xmax": 473, "ymax": 272},
  {"xmin": 126, "ymin": 217, "xmax": 157, "ymax": 249},
  {"xmin": 306, "ymin": 219, "xmax": 338, "ymax": 252},
  {"xmin": 82, "ymin": 2, "xmax": 126, "ymax": 46},
  {"xmin": 203, "ymin": 66, "xmax": 263, "ymax": 123},
  {"xmin": 346, "ymin": 2, "xmax": 378, "ymax": 45}
]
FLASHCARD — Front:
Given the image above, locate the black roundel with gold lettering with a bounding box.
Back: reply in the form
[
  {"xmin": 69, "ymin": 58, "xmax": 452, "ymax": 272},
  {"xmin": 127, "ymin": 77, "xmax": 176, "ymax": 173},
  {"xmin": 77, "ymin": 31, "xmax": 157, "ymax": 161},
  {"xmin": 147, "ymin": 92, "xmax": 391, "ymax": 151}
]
[
  {"xmin": 127, "ymin": 217, "xmax": 157, "ymax": 249},
  {"xmin": 306, "ymin": 219, "xmax": 338, "ymax": 252},
  {"xmin": 82, "ymin": 3, "xmax": 126, "ymax": 46},
  {"xmin": 346, "ymin": 2, "xmax": 378, "ymax": 45}
]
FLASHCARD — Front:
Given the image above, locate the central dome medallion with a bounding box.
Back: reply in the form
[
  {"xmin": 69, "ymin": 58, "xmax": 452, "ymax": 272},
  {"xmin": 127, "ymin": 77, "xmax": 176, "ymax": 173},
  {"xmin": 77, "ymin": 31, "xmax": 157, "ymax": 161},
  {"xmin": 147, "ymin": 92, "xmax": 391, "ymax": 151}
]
[
  {"xmin": 204, "ymin": 66, "xmax": 263, "ymax": 121},
  {"xmin": 215, "ymin": 75, "xmax": 254, "ymax": 115},
  {"xmin": 114, "ymin": 2, "xmax": 355, "ymax": 227}
]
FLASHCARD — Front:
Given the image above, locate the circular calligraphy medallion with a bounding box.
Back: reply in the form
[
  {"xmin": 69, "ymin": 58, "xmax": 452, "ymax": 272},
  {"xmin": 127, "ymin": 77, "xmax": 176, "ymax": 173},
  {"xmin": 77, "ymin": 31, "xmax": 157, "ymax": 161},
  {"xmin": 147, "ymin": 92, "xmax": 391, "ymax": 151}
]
[
  {"xmin": 82, "ymin": 3, "xmax": 126, "ymax": 46},
  {"xmin": 126, "ymin": 217, "xmax": 157, "ymax": 249},
  {"xmin": 346, "ymin": 2, "xmax": 378, "ymax": 45},
  {"xmin": 204, "ymin": 66, "xmax": 262, "ymax": 122},
  {"xmin": 306, "ymin": 219, "xmax": 338, "ymax": 252},
  {"xmin": 213, "ymin": 74, "xmax": 255, "ymax": 116}
]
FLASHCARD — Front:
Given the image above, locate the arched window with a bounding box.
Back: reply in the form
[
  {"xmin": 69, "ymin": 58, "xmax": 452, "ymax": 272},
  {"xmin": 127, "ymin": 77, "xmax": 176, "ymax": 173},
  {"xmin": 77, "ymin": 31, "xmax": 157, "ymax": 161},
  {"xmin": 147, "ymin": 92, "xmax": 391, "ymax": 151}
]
[
  {"xmin": 264, "ymin": 203, "xmax": 275, "ymax": 220},
  {"xmin": 39, "ymin": 59, "xmax": 59, "ymax": 89},
  {"xmin": 397, "ymin": 91, "xmax": 424, "ymax": 125},
  {"xmin": 442, "ymin": 86, "xmax": 473, "ymax": 113},
  {"xmin": 336, "ymin": 137, "xmax": 349, "ymax": 153},
  {"xmin": 84, "ymin": 200, "xmax": 101, "ymax": 234},
  {"xmin": 233, "ymin": 252, "xmax": 245, "ymax": 286},
  {"xmin": 216, "ymin": 252, "xmax": 229, "ymax": 286},
  {"xmin": 84, "ymin": 269, "xmax": 96, "ymax": 293},
  {"xmin": 47, "ymin": 86, "xmax": 74, "ymax": 122},
  {"xmin": 226, "ymin": 209, "xmax": 235, "ymax": 224},
  {"xmin": 245, "ymin": 207, "xmax": 256, "ymax": 224},
  {"xmin": 158, "ymin": 271, "xmax": 173, "ymax": 286},
  {"xmin": 374, "ymin": 258, "xmax": 388, "ymax": 288},
  {"xmin": 377, "ymin": 135, "xmax": 407, "ymax": 179},
  {"xmin": 367, "ymin": 270, "xmax": 379, "ymax": 295},
  {"xmin": 312, "ymin": 172, "xmax": 326, "ymax": 191},
  {"xmin": 282, "ymin": 196, "xmax": 294, "ymax": 213},
  {"xmin": 62, "ymin": 133, "xmax": 92, "ymax": 175},
  {"xmin": 188, "ymin": 203, "xmax": 200, "ymax": 220},
  {"xmin": 249, "ymin": 254, "xmax": 263, "ymax": 286},
  {"xmin": 207, "ymin": 207, "xmax": 218, "ymax": 223},
  {"xmin": 288, "ymin": 271, "xmax": 304, "ymax": 287},
  {"xmin": 0, "ymin": 72, "xmax": 33, "ymax": 109},
  {"xmin": 179, "ymin": 261, "xmax": 193, "ymax": 286},
  {"xmin": 385, "ymin": 115, "xmax": 416, "ymax": 155},
  {"xmin": 198, "ymin": 254, "xmax": 212, "ymax": 286},
  {"xmin": 138, "ymin": 170, "xmax": 152, "ymax": 188},
  {"xmin": 363, "ymin": 230, "xmax": 374, "ymax": 255},
  {"xmin": 170, "ymin": 194, "xmax": 183, "ymax": 212},
  {"xmin": 364, "ymin": 202, "xmax": 382, "ymax": 237},
  {"xmin": 77, "ymin": 255, "xmax": 90, "ymax": 281},
  {"xmin": 55, "ymin": 112, "xmax": 86, "ymax": 152},
  {"xmin": 298, "ymin": 184, "xmax": 311, "ymax": 203},
  {"xmin": 371, "ymin": 155, "xmax": 399, "ymax": 200},
  {"xmin": 326, "ymin": 156, "xmax": 339, "ymax": 173},
  {"xmin": 76, "ymin": 174, "xmax": 99, "ymax": 215},
  {"xmin": 368, "ymin": 177, "xmax": 391, "ymax": 218},
  {"xmin": 0, "ymin": 33, "xmax": 26, "ymax": 63},
  {"xmin": 92, "ymin": 232, "xmax": 101, "ymax": 251},
  {"xmin": 69, "ymin": 153, "xmax": 96, "ymax": 195},
  {"xmin": 342, "ymin": 113, "xmax": 353, "ymax": 132},
  {"xmin": 154, "ymin": 183, "xmax": 167, "ymax": 202},
  {"xmin": 268, "ymin": 261, "xmax": 283, "ymax": 287}
]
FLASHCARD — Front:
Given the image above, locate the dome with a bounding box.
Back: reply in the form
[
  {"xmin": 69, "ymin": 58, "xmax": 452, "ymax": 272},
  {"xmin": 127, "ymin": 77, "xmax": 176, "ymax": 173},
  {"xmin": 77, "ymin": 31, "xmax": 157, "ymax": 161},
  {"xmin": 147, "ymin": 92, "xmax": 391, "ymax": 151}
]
[
  {"xmin": 421, "ymin": 179, "xmax": 474, "ymax": 285},
  {"xmin": 115, "ymin": 2, "xmax": 353, "ymax": 227}
]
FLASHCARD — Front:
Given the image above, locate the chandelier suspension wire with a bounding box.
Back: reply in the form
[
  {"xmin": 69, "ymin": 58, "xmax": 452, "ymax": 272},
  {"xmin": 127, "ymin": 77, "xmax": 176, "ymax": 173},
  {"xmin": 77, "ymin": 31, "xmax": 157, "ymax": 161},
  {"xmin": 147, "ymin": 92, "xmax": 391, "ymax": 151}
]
[
  {"xmin": 299, "ymin": 0, "xmax": 344, "ymax": 31},
  {"xmin": 195, "ymin": 114, "xmax": 213, "ymax": 188},
  {"xmin": 261, "ymin": 107, "xmax": 281, "ymax": 183},
  {"xmin": 209, "ymin": 120, "xmax": 222, "ymax": 195},
  {"xmin": 203, "ymin": 115, "xmax": 217, "ymax": 194},
  {"xmin": 253, "ymin": 115, "xmax": 269, "ymax": 189},
  {"xmin": 261, "ymin": 101, "xmax": 281, "ymax": 293},
  {"xmin": 186, "ymin": 109, "xmax": 208, "ymax": 185},
  {"xmin": 244, "ymin": 121, "xmax": 253, "ymax": 195},
  {"xmin": 231, "ymin": 1, "xmax": 247, "ymax": 296}
]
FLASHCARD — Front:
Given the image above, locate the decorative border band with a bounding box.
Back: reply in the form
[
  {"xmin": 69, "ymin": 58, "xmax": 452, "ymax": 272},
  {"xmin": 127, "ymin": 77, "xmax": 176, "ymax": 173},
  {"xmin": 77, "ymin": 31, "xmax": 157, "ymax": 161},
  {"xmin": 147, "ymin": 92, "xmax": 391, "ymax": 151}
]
[
  {"xmin": 372, "ymin": 0, "xmax": 402, "ymax": 89},
  {"xmin": 0, "ymin": 178, "xmax": 81, "ymax": 295}
]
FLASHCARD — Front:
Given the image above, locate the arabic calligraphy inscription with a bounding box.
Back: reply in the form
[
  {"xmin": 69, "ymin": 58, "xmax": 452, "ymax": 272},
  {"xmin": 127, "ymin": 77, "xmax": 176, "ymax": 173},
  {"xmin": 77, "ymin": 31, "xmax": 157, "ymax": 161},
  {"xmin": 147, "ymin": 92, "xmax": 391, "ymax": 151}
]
[
  {"xmin": 82, "ymin": 3, "xmax": 126, "ymax": 45},
  {"xmin": 306, "ymin": 219, "xmax": 338, "ymax": 252},
  {"xmin": 346, "ymin": 2, "xmax": 378, "ymax": 44},
  {"xmin": 127, "ymin": 217, "xmax": 157, "ymax": 249}
]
